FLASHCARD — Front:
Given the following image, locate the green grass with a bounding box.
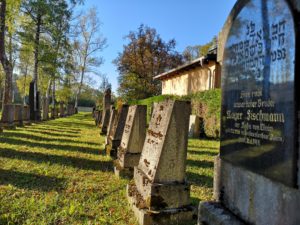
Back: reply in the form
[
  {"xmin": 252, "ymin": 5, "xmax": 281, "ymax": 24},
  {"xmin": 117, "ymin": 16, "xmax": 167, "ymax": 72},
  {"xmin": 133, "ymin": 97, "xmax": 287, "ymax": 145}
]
[{"xmin": 0, "ymin": 112, "xmax": 219, "ymax": 224}]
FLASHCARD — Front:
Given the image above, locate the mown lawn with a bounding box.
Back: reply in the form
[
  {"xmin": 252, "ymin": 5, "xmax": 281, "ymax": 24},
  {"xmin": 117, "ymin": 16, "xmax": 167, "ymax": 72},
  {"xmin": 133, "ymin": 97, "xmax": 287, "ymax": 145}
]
[{"xmin": 0, "ymin": 113, "xmax": 219, "ymax": 224}]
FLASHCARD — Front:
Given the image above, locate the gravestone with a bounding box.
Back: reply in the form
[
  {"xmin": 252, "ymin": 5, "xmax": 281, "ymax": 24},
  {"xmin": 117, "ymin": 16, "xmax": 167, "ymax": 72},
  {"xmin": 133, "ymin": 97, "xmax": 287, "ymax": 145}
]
[
  {"xmin": 51, "ymin": 107, "xmax": 58, "ymax": 119},
  {"xmin": 114, "ymin": 105, "xmax": 147, "ymax": 178},
  {"xmin": 60, "ymin": 102, "xmax": 65, "ymax": 117},
  {"xmin": 103, "ymin": 88, "xmax": 111, "ymax": 110},
  {"xmin": 29, "ymin": 81, "xmax": 41, "ymax": 121},
  {"xmin": 23, "ymin": 105, "xmax": 31, "ymax": 125},
  {"xmin": 0, "ymin": 104, "xmax": 15, "ymax": 128},
  {"xmin": 105, "ymin": 104, "xmax": 129, "ymax": 157},
  {"xmin": 198, "ymin": 1, "xmax": 300, "ymax": 225},
  {"xmin": 14, "ymin": 104, "xmax": 23, "ymax": 126},
  {"xmin": 94, "ymin": 110, "xmax": 100, "ymax": 125},
  {"xmin": 100, "ymin": 108, "xmax": 111, "ymax": 135},
  {"xmin": 127, "ymin": 100, "xmax": 196, "ymax": 225},
  {"xmin": 105, "ymin": 107, "xmax": 117, "ymax": 145}
]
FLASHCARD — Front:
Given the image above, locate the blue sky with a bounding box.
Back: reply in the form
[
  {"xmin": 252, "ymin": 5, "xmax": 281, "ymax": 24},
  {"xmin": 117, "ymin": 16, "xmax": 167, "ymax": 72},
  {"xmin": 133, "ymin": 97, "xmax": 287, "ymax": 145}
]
[{"xmin": 78, "ymin": 0, "xmax": 237, "ymax": 93}]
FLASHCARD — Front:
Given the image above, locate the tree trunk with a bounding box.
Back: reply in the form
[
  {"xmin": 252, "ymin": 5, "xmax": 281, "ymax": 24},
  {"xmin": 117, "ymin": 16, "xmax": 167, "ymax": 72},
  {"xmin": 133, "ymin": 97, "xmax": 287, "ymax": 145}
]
[
  {"xmin": 33, "ymin": 13, "xmax": 41, "ymax": 112},
  {"xmin": 52, "ymin": 78, "xmax": 55, "ymax": 108},
  {"xmin": 0, "ymin": 0, "xmax": 13, "ymax": 105}
]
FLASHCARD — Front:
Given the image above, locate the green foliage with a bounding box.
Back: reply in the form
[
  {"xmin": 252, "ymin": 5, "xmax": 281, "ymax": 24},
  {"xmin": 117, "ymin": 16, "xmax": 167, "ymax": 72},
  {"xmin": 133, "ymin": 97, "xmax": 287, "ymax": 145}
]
[
  {"xmin": 16, "ymin": 74, "xmax": 33, "ymax": 100},
  {"xmin": 182, "ymin": 36, "xmax": 217, "ymax": 62},
  {"xmin": 129, "ymin": 89, "xmax": 221, "ymax": 138},
  {"xmin": 115, "ymin": 24, "xmax": 183, "ymax": 101},
  {"xmin": 188, "ymin": 89, "xmax": 221, "ymax": 138}
]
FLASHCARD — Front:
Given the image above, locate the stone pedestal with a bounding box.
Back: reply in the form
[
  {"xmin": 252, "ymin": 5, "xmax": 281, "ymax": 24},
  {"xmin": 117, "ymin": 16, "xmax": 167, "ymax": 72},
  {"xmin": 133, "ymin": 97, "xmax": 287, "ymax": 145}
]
[
  {"xmin": 1, "ymin": 104, "xmax": 15, "ymax": 128},
  {"xmin": 115, "ymin": 105, "xmax": 147, "ymax": 178},
  {"xmin": 14, "ymin": 104, "xmax": 23, "ymax": 126},
  {"xmin": 127, "ymin": 100, "xmax": 196, "ymax": 225}
]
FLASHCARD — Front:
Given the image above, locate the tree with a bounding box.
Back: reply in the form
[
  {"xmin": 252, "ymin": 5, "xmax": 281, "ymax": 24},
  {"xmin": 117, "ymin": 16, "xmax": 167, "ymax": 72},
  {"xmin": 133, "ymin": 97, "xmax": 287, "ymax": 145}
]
[
  {"xmin": 73, "ymin": 7, "xmax": 106, "ymax": 109},
  {"xmin": 114, "ymin": 24, "xmax": 183, "ymax": 101},
  {"xmin": 182, "ymin": 36, "xmax": 218, "ymax": 62}
]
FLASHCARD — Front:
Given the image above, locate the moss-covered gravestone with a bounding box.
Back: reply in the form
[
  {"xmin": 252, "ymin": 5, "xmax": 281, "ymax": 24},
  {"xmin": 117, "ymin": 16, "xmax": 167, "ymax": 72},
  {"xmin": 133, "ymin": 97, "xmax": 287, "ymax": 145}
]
[{"xmin": 127, "ymin": 100, "xmax": 196, "ymax": 225}]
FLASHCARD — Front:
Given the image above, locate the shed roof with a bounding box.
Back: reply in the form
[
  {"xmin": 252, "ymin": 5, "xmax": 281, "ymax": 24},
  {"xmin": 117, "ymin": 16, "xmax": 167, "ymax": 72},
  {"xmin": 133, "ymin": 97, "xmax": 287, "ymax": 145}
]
[{"xmin": 153, "ymin": 52, "xmax": 217, "ymax": 81}]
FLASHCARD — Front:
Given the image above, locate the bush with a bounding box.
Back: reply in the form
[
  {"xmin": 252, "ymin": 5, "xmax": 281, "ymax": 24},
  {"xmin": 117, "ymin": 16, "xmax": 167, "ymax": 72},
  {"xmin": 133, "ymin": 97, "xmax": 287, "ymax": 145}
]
[{"xmin": 188, "ymin": 89, "xmax": 221, "ymax": 138}]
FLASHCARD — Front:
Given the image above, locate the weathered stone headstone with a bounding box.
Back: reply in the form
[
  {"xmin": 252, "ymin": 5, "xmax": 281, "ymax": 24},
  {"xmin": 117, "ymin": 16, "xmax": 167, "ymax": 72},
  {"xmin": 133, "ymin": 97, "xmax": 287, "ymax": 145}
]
[
  {"xmin": 14, "ymin": 104, "xmax": 23, "ymax": 126},
  {"xmin": 199, "ymin": 1, "xmax": 300, "ymax": 225},
  {"xmin": 0, "ymin": 104, "xmax": 15, "ymax": 128},
  {"xmin": 94, "ymin": 110, "xmax": 100, "ymax": 125},
  {"xmin": 60, "ymin": 102, "xmax": 65, "ymax": 117},
  {"xmin": 51, "ymin": 107, "xmax": 58, "ymax": 119},
  {"xmin": 100, "ymin": 108, "xmax": 111, "ymax": 135},
  {"xmin": 114, "ymin": 105, "xmax": 147, "ymax": 178},
  {"xmin": 127, "ymin": 100, "xmax": 196, "ymax": 225},
  {"xmin": 105, "ymin": 104, "xmax": 129, "ymax": 157},
  {"xmin": 105, "ymin": 107, "xmax": 117, "ymax": 145},
  {"xmin": 23, "ymin": 105, "xmax": 31, "ymax": 125},
  {"xmin": 103, "ymin": 88, "xmax": 111, "ymax": 110}
]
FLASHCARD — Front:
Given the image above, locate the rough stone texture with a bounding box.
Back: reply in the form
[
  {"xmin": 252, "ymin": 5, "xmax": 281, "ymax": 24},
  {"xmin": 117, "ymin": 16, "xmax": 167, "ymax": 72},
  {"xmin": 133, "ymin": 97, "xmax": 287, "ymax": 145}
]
[
  {"xmin": 198, "ymin": 202, "xmax": 245, "ymax": 225},
  {"xmin": 116, "ymin": 105, "xmax": 147, "ymax": 173},
  {"xmin": 105, "ymin": 107, "xmax": 117, "ymax": 145},
  {"xmin": 100, "ymin": 108, "xmax": 110, "ymax": 135},
  {"xmin": 137, "ymin": 100, "xmax": 191, "ymax": 184},
  {"xmin": 1, "ymin": 104, "xmax": 15, "ymax": 127},
  {"xmin": 128, "ymin": 100, "xmax": 195, "ymax": 225},
  {"xmin": 108, "ymin": 105, "xmax": 129, "ymax": 156},
  {"xmin": 14, "ymin": 104, "xmax": 23, "ymax": 126},
  {"xmin": 133, "ymin": 167, "xmax": 191, "ymax": 210},
  {"xmin": 60, "ymin": 102, "xmax": 65, "ymax": 117},
  {"xmin": 23, "ymin": 105, "xmax": 31, "ymax": 124},
  {"xmin": 208, "ymin": 157, "xmax": 300, "ymax": 225},
  {"xmin": 127, "ymin": 184, "xmax": 197, "ymax": 225}
]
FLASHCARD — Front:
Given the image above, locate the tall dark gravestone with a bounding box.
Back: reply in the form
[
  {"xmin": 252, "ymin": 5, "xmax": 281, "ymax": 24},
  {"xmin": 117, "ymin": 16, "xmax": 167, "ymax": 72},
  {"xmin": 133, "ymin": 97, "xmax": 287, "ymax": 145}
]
[
  {"xmin": 29, "ymin": 81, "xmax": 41, "ymax": 121},
  {"xmin": 198, "ymin": 1, "xmax": 300, "ymax": 225}
]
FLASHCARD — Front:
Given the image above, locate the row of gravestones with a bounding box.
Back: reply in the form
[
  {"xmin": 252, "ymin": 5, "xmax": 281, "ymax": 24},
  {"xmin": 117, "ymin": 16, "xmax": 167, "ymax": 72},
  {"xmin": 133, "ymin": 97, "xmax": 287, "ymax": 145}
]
[
  {"xmin": 94, "ymin": 0, "xmax": 300, "ymax": 224},
  {"xmin": 0, "ymin": 103, "xmax": 76, "ymax": 133},
  {"xmin": 93, "ymin": 93, "xmax": 198, "ymax": 224}
]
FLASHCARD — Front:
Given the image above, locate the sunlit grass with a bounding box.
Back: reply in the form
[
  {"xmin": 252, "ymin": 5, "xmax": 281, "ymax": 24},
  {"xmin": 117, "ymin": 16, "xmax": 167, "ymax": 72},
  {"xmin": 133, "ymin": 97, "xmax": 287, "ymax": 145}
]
[{"xmin": 0, "ymin": 112, "xmax": 219, "ymax": 224}]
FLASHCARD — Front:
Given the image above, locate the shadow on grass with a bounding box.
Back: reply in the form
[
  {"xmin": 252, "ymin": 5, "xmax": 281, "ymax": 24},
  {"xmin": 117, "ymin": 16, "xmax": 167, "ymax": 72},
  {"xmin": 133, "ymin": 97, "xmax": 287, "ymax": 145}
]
[
  {"xmin": 23, "ymin": 129, "xmax": 79, "ymax": 138},
  {"xmin": 0, "ymin": 168, "xmax": 66, "ymax": 191},
  {"xmin": 186, "ymin": 172, "xmax": 213, "ymax": 189},
  {"xmin": 6, "ymin": 132, "xmax": 99, "ymax": 147},
  {"xmin": 27, "ymin": 127, "xmax": 80, "ymax": 134},
  {"xmin": 0, "ymin": 148, "xmax": 113, "ymax": 172},
  {"xmin": 187, "ymin": 150, "xmax": 218, "ymax": 156},
  {"xmin": 0, "ymin": 136, "xmax": 100, "ymax": 156},
  {"xmin": 187, "ymin": 159, "xmax": 214, "ymax": 168}
]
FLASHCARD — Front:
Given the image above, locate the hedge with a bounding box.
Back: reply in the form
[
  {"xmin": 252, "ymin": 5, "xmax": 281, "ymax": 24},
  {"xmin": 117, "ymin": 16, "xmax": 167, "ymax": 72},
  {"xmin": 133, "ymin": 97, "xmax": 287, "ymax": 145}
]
[{"xmin": 128, "ymin": 89, "xmax": 221, "ymax": 138}]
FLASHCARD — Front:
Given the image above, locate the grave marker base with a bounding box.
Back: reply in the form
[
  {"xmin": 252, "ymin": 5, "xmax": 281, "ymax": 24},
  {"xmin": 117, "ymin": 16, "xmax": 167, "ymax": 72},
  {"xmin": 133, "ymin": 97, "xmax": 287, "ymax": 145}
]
[
  {"xmin": 198, "ymin": 202, "xmax": 245, "ymax": 225},
  {"xmin": 198, "ymin": 156, "xmax": 300, "ymax": 225},
  {"xmin": 114, "ymin": 166, "xmax": 133, "ymax": 179},
  {"xmin": 127, "ymin": 185, "xmax": 197, "ymax": 225}
]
